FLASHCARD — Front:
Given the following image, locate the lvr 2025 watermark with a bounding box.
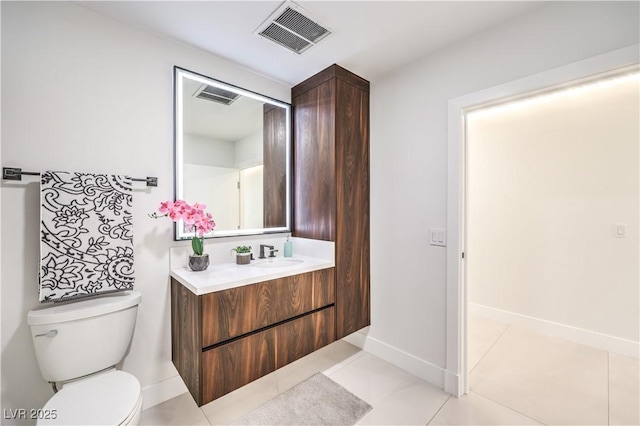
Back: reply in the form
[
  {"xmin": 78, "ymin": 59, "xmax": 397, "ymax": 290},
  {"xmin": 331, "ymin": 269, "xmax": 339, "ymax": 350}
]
[{"xmin": 3, "ymin": 409, "xmax": 58, "ymax": 420}]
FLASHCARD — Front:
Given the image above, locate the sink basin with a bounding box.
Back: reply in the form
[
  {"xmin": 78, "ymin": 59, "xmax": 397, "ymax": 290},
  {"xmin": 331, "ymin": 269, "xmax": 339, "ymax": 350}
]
[{"xmin": 251, "ymin": 259, "xmax": 304, "ymax": 269}]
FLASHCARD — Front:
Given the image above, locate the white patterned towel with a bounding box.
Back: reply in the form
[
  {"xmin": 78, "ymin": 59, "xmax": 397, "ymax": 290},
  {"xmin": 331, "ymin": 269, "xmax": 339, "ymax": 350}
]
[{"xmin": 39, "ymin": 171, "xmax": 134, "ymax": 302}]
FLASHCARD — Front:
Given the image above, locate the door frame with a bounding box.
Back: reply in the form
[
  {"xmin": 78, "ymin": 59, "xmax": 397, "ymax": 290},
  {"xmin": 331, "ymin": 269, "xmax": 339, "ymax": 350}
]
[{"xmin": 444, "ymin": 44, "xmax": 640, "ymax": 397}]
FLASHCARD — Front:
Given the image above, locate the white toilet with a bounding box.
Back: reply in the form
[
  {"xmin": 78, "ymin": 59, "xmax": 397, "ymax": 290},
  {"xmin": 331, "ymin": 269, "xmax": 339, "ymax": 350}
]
[{"xmin": 27, "ymin": 291, "xmax": 143, "ymax": 425}]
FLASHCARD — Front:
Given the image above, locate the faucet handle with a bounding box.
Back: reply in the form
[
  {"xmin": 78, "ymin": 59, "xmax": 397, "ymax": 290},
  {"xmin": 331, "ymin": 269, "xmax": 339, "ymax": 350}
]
[{"xmin": 269, "ymin": 248, "xmax": 278, "ymax": 258}]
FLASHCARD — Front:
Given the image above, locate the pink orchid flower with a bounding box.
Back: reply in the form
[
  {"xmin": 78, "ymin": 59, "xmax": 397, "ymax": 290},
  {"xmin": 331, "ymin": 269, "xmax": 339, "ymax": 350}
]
[{"xmin": 150, "ymin": 199, "xmax": 216, "ymax": 255}]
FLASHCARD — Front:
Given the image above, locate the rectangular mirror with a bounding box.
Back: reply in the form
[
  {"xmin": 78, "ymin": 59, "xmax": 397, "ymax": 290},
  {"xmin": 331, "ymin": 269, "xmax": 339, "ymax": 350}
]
[{"xmin": 174, "ymin": 66, "xmax": 291, "ymax": 239}]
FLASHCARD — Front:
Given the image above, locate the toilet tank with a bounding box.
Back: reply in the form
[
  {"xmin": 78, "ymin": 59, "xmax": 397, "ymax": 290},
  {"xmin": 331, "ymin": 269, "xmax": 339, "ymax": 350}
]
[{"xmin": 27, "ymin": 291, "xmax": 141, "ymax": 383}]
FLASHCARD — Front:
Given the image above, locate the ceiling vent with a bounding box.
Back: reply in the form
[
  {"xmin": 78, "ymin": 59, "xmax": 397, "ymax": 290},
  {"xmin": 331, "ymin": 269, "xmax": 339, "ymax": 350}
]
[
  {"xmin": 256, "ymin": 2, "xmax": 332, "ymax": 54},
  {"xmin": 194, "ymin": 84, "xmax": 240, "ymax": 106}
]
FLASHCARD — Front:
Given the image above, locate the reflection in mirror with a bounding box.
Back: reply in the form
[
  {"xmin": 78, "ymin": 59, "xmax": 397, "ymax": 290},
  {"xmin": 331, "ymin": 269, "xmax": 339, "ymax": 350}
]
[{"xmin": 174, "ymin": 67, "xmax": 291, "ymax": 239}]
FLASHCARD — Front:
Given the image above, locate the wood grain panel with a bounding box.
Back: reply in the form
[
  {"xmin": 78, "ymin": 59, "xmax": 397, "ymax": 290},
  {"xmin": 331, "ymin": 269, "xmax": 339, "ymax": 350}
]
[
  {"xmin": 292, "ymin": 64, "xmax": 369, "ymax": 98},
  {"xmin": 272, "ymin": 273, "xmax": 313, "ymax": 319},
  {"xmin": 201, "ymin": 282, "xmax": 271, "ymax": 347},
  {"xmin": 171, "ymin": 278, "xmax": 202, "ymax": 404},
  {"xmin": 201, "ymin": 270, "xmax": 335, "ymax": 348},
  {"xmin": 276, "ymin": 307, "xmax": 336, "ymax": 368},
  {"xmin": 312, "ymin": 267, "xmax": 335, "ymax": 307},
  {"xmin": 201, "ymin": 327, "xmax": 276, "ymax": 403},
  {"xmin": 263, "ymin": 104, "xmax": 288, "ymax": 228},
  {"xmin": 292, "ymin": 64, "xmax": 371, "ymax": 339},
  {"xmin": 335, "ymin": 79, "xmax": 371, "ymax": 338},
  {"xmin": 292, "ymin": 79, "xmax": 336, "ymax": 241}
]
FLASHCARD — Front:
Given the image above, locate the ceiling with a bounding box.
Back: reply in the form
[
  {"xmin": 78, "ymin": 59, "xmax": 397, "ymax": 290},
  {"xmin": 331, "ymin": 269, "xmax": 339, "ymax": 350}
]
[{"xmin": 76, "ymin": 1, "xmax": 543, "ymax": 86}]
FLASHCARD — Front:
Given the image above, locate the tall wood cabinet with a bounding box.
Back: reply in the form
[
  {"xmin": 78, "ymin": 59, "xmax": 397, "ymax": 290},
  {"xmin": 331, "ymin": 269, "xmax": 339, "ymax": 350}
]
[{"xmin": 292, "ymin": 64, "xmax": 370, "ymax": 339}]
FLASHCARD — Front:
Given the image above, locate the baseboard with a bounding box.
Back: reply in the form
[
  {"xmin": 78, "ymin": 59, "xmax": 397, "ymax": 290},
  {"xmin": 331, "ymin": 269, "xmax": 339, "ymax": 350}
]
[
  {"xmin": 443, "ymin": 369, "xmax": 461, "ymax": 397},
  {"xmin": 141, "ymin": 374, "xmax": 188, "ymax": 410},
  {"xmin": 470, "ymin": 303, "xmax": 640, "ymax": 359},
  {"xmin": 342, "ymin": 330, "xmax": 446, "ymax": 390}
]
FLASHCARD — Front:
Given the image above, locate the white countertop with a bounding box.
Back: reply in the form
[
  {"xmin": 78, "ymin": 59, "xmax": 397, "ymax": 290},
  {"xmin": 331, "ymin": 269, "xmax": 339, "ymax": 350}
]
[{"xmin": 170, "ymin": 255, "xmax": 335, "ymax": 295}]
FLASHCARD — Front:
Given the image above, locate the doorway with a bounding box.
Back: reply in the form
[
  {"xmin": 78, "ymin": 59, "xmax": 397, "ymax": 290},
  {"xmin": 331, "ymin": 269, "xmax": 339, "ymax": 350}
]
[
  {"xmin": 461, "ymin": 69, "xmax": 639, "ymax": 425},
  {"xmin": 444, "ymin": 45, "xmax": 640, "ymax": 399}
]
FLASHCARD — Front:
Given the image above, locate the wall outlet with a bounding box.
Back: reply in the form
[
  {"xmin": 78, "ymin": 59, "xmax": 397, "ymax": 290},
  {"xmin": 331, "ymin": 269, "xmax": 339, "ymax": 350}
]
[
  {"xmin": 614, "ymin": 224, "xmax": 627, "ymax": 238},
  {"xmin": 430, "ymin": 228, "xmax": 447, "ymax": 246}
]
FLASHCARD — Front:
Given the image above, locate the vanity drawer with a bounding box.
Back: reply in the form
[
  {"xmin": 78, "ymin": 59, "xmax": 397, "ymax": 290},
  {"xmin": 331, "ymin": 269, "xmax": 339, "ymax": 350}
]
[
  {"xmin": 201, "ymin": 326, "xmax": 276, "ymax": 404},
  {"xmin": 201, "ymin": 306, "xmax": 335, "ymax": 403},
  {"xmin": 201, "ymin": 268, "xmax": 335, "ymax": 348},
  {"xmin": 276, "ymin": 305, "xmax": 335, "ymax": 368}
]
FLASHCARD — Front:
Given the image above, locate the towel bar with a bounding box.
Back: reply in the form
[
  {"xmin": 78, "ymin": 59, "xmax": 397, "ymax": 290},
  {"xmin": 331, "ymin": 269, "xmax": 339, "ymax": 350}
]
[{"xmin": 2, "ymin": 167, "xmax": 158, "ymax": 187}]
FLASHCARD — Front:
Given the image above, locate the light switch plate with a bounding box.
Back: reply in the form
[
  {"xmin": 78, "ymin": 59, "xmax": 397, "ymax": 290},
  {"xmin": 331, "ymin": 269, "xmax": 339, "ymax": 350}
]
[{"xmin": 430, "ymin": 228, "xmax": 447, "ymax": 246}]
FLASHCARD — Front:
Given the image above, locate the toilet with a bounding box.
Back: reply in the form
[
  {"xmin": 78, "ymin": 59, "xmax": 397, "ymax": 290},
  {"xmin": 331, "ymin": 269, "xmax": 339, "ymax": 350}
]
[{"xmin": 27, "ymin": 291, "xmax": 143, "ymax": 425}]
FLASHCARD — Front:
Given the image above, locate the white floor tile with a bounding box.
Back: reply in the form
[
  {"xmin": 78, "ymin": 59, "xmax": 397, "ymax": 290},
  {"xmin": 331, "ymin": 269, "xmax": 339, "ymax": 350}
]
[
  {"xmin": 470, "ymin": 326, "xmax": 609, "ymax": 425},
  {"xmin": 139, "ymin": 391, "xmax": 209, "ymax": 426},
  {"xmin": 357, "ymin": 381, "xmax": 449, "ymax": 425},
  {"xmin": 200, "ymin": 373, "xmax": 279, "ymax": 425},
  {"xmin": 327, "ymin": 352, "xmax": 426, "ymax": 406},
  {"xmin": 428, "ymin": 392, "xmax": 543, "ymax": 425},
  {"xmin": 467, "ymin": 315, "xmax": 509, "ymax": 372},
  {"xmin": 609, "ymin": 352, "xmax": 640, "ymax": 426}
]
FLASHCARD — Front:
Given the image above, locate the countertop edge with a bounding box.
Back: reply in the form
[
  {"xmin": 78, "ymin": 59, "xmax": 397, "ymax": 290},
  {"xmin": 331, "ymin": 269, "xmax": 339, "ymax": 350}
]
[{"xmin": 170, "ymin": 256, "xmax": 335, "ymax": 295}]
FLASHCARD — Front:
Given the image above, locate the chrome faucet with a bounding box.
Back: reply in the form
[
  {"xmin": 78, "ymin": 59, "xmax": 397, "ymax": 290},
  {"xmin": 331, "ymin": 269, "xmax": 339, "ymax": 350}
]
[{"xmin": 259, "ymin": 244, "xmax": 278, "ymax": 259}]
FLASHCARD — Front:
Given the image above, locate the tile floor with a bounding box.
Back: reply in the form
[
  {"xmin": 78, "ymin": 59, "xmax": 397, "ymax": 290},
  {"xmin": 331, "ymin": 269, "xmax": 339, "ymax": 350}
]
[{"xmin": 140, "ymin": 316, "xmax": 639, "ymax": 425}]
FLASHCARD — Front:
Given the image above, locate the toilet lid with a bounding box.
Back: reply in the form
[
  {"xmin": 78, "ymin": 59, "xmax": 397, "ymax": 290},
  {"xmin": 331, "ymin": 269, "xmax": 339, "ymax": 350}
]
[{"xmin": 39, "ymin": 371, "xmax": 141, "ymax": 425}]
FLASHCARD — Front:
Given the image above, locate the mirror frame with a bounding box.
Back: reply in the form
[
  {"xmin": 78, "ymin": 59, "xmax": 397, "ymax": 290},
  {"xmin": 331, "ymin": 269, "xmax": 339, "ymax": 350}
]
[{"xmin": 173, "ymin": 66, "xmax": 292, "ymax": 240}]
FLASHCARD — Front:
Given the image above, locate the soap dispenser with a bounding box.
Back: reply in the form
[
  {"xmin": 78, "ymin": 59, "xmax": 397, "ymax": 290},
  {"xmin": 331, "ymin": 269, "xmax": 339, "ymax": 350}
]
[{"xmin": 284, "ymin": 235, "xmax": 293, "ymax": 257}]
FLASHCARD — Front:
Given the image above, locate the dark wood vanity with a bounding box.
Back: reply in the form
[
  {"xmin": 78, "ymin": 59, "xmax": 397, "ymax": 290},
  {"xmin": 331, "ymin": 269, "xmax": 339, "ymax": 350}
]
[
  {"xmin": 171, "ymin": 268, "xmax": 335, "ymax": 405},
  {"xmin": 171, "ymin": 64, "xmax": 370, "ymax": 406}
]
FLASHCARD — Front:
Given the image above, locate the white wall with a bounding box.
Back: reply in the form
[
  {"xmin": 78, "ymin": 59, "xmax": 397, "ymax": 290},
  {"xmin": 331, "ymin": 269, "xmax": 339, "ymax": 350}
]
[
  {"xmin": 0, "ymin": 2, "xmax": 289, "ymax": 422},
  {"xmin": 234, "ymin": 128, "xmax": 263, "ymax": 170},
  {"xmin": 365, "ymin": 1, "xmax": 639, "ymax": 384},
  {"xmin": 183, "ymin": 134, "xmax": 235, "ymax": 168},
  {"xmin": 467, "ymin": 76, "xmax": 639, "ymax": 344},
  {"xmin": 240, "ymin": 165, "xmax": 264, "ymax": 229}
]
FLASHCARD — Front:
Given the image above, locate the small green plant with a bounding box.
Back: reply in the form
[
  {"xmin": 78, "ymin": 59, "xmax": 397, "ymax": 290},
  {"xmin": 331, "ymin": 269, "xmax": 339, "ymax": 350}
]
[
  {"xmin": 191, "ymin": 237, "xmax": 204, "ymax": 257},
  {"xmin": 232, "ymin": 245, "xmax": 252, "ymax": 254}
]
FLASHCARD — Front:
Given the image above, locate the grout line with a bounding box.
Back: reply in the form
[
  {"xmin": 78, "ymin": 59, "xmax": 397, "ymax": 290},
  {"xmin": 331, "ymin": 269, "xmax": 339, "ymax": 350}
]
[
  {"xmin": 467, "ymin": 320, "xmax": 545, "ymax": 424},
  {"xmin": 469, "ymin": 323, "xmax": 511, "ymax": 375},
  {"xmin": 471, "ymin": 390, "xmax": 548, "ymax": 425},
  {"xmin": 205, "ymin": 410, "xmax": 213, "ymax": 426},
  {"xmin": 425, "ymin": 394, "xmax": 451, "ymax": 425},
  {"xmin": 323, "ymin": 349, "xmax": 367, "ymax": 376},
  {"xmin": 200, "ymin": 406, "xmax": 213, "ymax": 426}
]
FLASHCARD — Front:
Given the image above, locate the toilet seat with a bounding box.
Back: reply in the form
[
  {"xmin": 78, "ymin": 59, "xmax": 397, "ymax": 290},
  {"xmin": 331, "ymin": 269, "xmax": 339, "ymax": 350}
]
[{"xmin": 38, "ymin": 370, "xmax": 142, "ymax": 425}]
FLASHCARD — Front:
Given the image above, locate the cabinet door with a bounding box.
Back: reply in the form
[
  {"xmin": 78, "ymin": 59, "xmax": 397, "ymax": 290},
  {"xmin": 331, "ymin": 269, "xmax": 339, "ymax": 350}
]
[
  {"xmin": 201, "ymin": 327, "xmax": 276, "ymax": 403},
  {"xmin": 335, "ymin": 78, "xmax": 371, "ymax": 338},
  {"xmin": 293, "ymin": 78, "xmax": 336, "ymax": 241}
]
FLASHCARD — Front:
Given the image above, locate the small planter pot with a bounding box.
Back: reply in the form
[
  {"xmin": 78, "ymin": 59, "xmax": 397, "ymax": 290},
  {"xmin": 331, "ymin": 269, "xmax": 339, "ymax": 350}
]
[
  {"xmin": 235, "ymin": 253, "xmax": 251, "ymax": 265},
  {"xmin": 188, "ymin": 254, "xmax": 210, "ymax": 271}
]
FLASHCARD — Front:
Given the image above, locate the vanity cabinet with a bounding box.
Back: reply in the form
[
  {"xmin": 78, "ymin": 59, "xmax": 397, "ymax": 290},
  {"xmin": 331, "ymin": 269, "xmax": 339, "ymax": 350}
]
[
  {"xmin": 292, "ymin": 64, "xmax": 370, "ymax": 339},
  {"xmin": 171, "ymin": 268, "xmax": 335, "ymax": 406}
]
